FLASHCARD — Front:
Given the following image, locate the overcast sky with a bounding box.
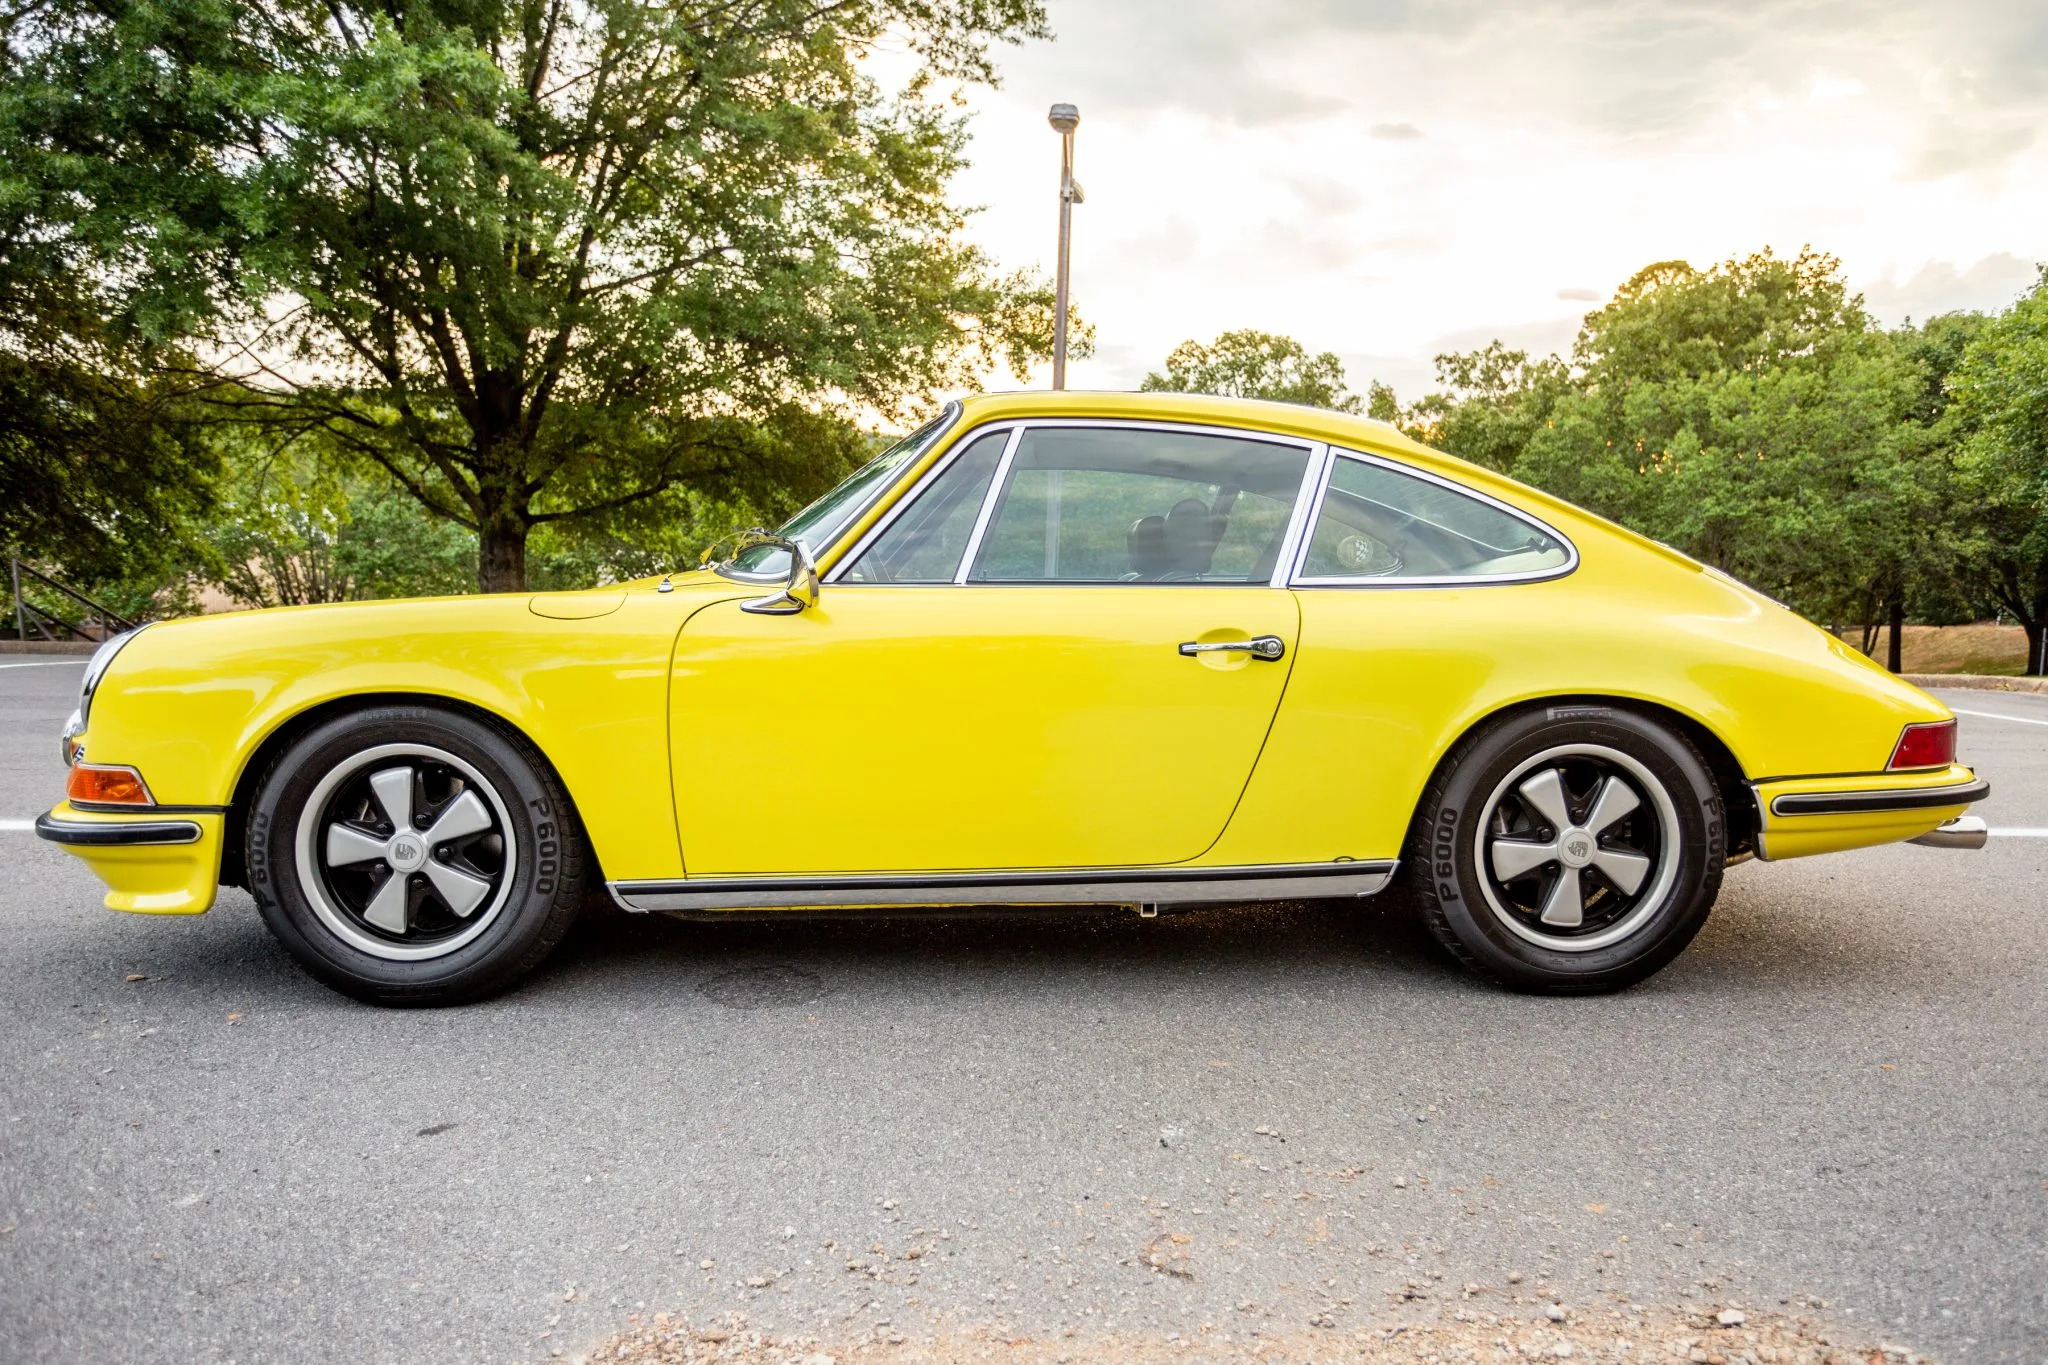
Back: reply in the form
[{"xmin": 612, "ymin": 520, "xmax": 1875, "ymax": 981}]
[{"xmin": 934, "ymin": 0, "xmax": 2048, "ymax": 399}]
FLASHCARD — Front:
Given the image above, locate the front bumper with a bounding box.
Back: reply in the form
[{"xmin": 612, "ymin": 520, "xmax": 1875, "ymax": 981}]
[
  {"xmin": 1752, "ymin": 765, "xmax": 1987, "ymax": 860},
  {"xmin": 36, "ymin": 802, "xmax": 223, "ymax": 914},
  {"xmin": 36, "ymin": 812, "xmax": 203, "ymax": 846}
]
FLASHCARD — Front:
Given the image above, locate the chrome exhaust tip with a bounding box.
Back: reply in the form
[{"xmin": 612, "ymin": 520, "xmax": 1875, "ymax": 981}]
[{"xmin": 1908, "ymin": 816, "xmax": 1988, "ymax": 850}]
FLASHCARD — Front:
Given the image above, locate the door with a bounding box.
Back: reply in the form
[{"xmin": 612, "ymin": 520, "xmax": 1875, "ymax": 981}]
[{"xmin": 670, "ymin": 422, "xmax": 1319, "ymax": 876}]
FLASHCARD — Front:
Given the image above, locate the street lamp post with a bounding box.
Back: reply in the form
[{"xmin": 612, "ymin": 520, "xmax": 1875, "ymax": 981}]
[{"xmin": 1048, "ymin": 103, "xmax": 1081, "ymax": 390}]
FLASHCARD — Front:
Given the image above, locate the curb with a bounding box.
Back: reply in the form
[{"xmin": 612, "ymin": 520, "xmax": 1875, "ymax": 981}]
[
  {"xmin": 1906, "ymin": 673, "xmax": 2048, "ymax": 694},
  {"xmin": 0, "ymin": 640, "xmax": 98, "ymax": 656}
]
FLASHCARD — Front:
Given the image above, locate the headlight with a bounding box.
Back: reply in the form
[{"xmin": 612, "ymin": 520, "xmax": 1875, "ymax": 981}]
[{"xmin": 63, "ymin": 625, "xmax": 147, "ymax": 765}]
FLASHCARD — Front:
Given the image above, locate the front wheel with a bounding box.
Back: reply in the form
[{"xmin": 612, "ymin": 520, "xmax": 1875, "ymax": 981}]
[
  {"xmin": 1409, "ymin": 705, "xmax": 1725, "ymax": 993},
  {"xmin": 246, "ymin": 705, "xmax": 589, "ymax": 1005}
]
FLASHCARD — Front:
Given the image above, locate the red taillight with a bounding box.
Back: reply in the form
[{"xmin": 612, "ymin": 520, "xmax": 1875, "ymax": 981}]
[
  {"xmin": 67, "ymin": 763, "xmax": 154, "ymax": 806},
  {"xmin": 1888, "ymin": 720, "xmax": 1956, "ymax": 771}
]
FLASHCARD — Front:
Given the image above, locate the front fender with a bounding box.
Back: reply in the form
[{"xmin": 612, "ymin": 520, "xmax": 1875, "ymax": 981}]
[{"xmin": 69, "ymin": 587, "xmax": 723, "ymax": 885}]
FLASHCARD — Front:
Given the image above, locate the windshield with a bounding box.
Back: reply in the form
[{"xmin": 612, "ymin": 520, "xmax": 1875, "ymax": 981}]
[{"xmin": 723, "ymin": 409, "xmax": 956, "ymax": 577}]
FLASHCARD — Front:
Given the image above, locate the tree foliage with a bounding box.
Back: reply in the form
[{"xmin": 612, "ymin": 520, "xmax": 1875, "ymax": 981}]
[
  {"xmin": 1382, "ymin": 249, "xmax": 2033, "ymax": 667},
  {"xmin": 1949, "ymin": 271, "xmax": 2048, "ymax": 671},
  {"xmin": 0, "ymin": 0, "xmax": 221, "ymax": 593},
  {"xmin": 6, "ymin": 0, "xmax": 1064, "ymax": 590},
  {"xmin": 1401, "ymin": 341, "xmax": 1568, "ymax": 476},
  {"xmin": 1142, "ymin": 329, "xmax": 1362, "ymax": 412},
  {"xmin": 200, "ymin": 432, "xmax": 477, "ymax": 607}
]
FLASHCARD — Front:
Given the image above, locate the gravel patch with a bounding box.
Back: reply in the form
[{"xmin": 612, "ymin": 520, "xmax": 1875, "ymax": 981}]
[{"xmin": 590, "ymin": 1302, "xmax": 1928, "ymax": 1365}]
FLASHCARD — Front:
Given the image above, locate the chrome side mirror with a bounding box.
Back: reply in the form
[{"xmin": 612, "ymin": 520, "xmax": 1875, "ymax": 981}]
[{"xmin": 737, "ymin": 534, "xmax": 820, "ymax": 616}]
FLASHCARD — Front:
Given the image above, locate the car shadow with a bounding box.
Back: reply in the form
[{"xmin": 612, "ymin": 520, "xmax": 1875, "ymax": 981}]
[
  {"xmin": 40, "ymin": 869, "xmax": 1927, "ymax": 1011},
  {"xmin": 532, "ymin": 887, "xmax": 1472, "ymax": 996},
  {"xmin": 528, "ymin": 867, "xmax": 1946, "ymax": 1007}
]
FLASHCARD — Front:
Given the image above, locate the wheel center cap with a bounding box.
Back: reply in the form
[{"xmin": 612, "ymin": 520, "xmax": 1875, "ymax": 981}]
[
  {"xmin": 1558, "ymin": 828, "xmax": 1595, "ymax": 869},
  {"xmin": 388, "ymin": 835, "xmax": 427, "ymax": 872}
]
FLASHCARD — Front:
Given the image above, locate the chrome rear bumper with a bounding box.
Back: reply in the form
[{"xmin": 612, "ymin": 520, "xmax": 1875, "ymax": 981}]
[
  {"xmin": 1770, "ymin": 778, "xmax": 1990, "ymax": 816},
  {"xmin": 1907, "ymin": 816, "xmax": 1988, "ymax": 850}
]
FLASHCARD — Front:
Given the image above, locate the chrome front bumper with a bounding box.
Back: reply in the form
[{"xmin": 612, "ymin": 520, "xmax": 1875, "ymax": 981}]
[{"xmin": 35, "ymin": 811, "xmax": 203, "ymax": 846}]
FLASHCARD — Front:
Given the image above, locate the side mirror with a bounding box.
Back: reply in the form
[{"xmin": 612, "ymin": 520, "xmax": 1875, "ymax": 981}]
[{"xmin": 737, "ymin": 534, "xmax": 820, "ymax": 616}]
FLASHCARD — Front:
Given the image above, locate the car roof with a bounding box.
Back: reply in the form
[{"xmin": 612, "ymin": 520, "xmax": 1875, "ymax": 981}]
[
  {"xmin": 953, "ymin": 390, "xmax": 1435, "ymax": 463},
  {"xmin": 946, "ymin": 390, "xmax": 1694, "ymax": 576}
]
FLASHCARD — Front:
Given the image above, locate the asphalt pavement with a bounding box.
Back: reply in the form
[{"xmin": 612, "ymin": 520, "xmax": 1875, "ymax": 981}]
[{"xmin": 0, "ymin": 655, "xmax": 2043, "ymax": 1363}]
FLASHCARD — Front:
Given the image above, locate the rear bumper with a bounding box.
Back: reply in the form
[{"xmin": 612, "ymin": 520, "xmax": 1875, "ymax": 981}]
[
  {"xmin": 37, "ymin": 803, "xmax": 222, "ymax": 914},
  {"xmin": 1767, "ymin": 778, "xmax": 1991, "ymax": 817},
  {"xmin": 1752, "ymin": 765, "xmax": 1987, "ymax": 860}
]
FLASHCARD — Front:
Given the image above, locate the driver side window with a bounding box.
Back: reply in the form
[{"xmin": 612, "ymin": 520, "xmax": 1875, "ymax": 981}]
[
  {"xmin": 969, "ymin": 426, "xmax": 1310, "ymax": 584},
  {"xmin": 838, "ymin": 431, "xmax": 1006, "ymax": 583}
]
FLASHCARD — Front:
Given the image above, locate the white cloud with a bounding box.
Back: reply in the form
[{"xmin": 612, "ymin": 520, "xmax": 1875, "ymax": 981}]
[
  {"xmin": 938, "ymin": 0, "xmax": 2048, "ymax": 400},
  {"xmin": 1862, "ymin": 254, "xmax": 2045, "ymax": 325}
]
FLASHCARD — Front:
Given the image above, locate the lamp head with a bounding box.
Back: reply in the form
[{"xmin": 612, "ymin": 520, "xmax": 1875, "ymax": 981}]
[{"xmin": 1047, "ymin": 103, "xmax": 1081, "ymax": 135}]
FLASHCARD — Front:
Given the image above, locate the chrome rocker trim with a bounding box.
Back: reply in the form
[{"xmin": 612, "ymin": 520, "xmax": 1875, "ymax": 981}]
[
  {"xmin": 35, "ymin": 811, "xmax": 202, "ymax": 847},
  {"xmin": 609, "ymin": 859, "xmax": 1400, "ymax": 914},
  {"xmin": 1768, "ymin": 778, "xmax": 1990, "ymax": 817}
]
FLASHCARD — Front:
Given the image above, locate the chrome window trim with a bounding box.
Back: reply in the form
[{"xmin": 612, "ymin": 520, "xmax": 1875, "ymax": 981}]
[
  {"xmin": 953, "ymin": 425, "xmax": 1026, "ymax": 584},
  {"xmin": 823, "ymin": 422, "xmax": 1019, "ymax": 585},
  {"xmin": 1268, "ymin": 440, "xmax": 1334, "ymax": 588},
  {"xmin": 1287, "ymin": 446, "xmax": 1580, "ymax": 589},
  {"xmin": 721, "ymin": 400, "xmax": 962, "ymax": 583}
]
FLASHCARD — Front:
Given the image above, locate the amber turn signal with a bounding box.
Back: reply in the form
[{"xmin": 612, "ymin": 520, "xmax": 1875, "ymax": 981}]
[
  {"xmin": 67, "ymin": 763, "xmax": 154, "ymax": 806},
  {"xmin": 1887, "ymin": 720, "xmax": 1956, "ymax": 771}
]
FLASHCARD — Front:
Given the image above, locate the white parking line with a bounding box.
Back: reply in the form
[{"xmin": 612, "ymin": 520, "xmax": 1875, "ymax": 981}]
[
  {"xmin": 0, "ymin": 818, "xmax": 32, "ymax": 831},
  {"xmin": 1951, "ymin": 706, "xmax": 2048, "ymax": 728},
  {"xmin": 0, "ymin": 661, "xmax": 84, "ymax": 670}
]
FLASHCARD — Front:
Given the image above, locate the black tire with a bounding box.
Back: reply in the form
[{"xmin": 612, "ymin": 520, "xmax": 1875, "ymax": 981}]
[
  {"xmin": 1406, "ymin": 704, "xmax": 1724, "ymax": 993},
  {"xmin": 245, "ymin": 705, "xmax": 589, "ymax": 1005}
]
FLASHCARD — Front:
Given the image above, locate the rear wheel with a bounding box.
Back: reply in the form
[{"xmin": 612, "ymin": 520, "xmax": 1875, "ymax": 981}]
[
  {"xmin": 1409, "ymin": 705, "xmax": 1724, "ymax": 993},
  {"xmin": 246, "ymin": 705, "xmax": 588, "ymax": 1005}
]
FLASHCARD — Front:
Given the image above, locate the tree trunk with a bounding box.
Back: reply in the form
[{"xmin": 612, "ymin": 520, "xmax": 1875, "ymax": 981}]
[
  {"xmin": 2032, "ymin": 575, "xmax": 2048, "ymax": 677},
  {"xmin": 1886, "ymin": 592, "xmax": 1905, "ymax": 674},
  {"xmin": 478, "ymin": 514, "xmax": 529, "ymax": 594}
]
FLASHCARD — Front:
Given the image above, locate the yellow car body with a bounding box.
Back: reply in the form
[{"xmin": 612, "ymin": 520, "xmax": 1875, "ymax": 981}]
[{"xmin": 42, "ymin": 391, "xmax": 1984, "ymax": 939}]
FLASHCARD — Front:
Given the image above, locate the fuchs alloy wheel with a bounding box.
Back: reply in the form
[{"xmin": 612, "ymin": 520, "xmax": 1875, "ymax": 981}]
[
  {"xmin": 296, "ymin": 743, "xmax": 517, "ymax": 960},
  {"xmin": 1409, "ymin": 705, "xmax": 1724, "ymax": 993},
  {"xmin": 246, "ymin": 706, "xmax": 588, "ymax": 1005}
]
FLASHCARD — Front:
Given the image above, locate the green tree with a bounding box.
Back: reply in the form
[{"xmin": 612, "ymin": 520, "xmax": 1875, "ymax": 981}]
[
  {"xmin": 201, "ymin": 433, "xmax": 478, "ymax": 607},
  {"xmin": 1393, "ymin": 251, "xmax": 1947, "ymax": 668},
  {"xmin": 1949, "ymin": 271, "xmax": 2048, "ymax": 674},
  {"xmin": 7, "ymin": 0, "xmax": 1063, "ymax": 592},
  {"xmin": 1141, "ymin": 330, "xmax": 1362, "ymax": 412},
  {"xmin": 1399, "ymin": 341, "xmax": 1570, "ymax": 475},
  {"xmin": 0, "ymin": 0, "xmax": 221, "ymax": 603},
  {"xmin": 1525, "ymin": 252, "xmax": 1949, "ymax": 654}
]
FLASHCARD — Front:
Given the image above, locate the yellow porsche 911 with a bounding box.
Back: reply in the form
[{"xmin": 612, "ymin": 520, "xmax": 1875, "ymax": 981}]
[{"xmin": 39, "ymin": 392, "xmax": 1988, "ymax": 1004}]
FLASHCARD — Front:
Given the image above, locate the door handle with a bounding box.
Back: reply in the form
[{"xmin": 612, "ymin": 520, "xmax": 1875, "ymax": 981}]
[{"xmin": 1178, "ymin": 635, "xmax": 1285, "ymax": 661}]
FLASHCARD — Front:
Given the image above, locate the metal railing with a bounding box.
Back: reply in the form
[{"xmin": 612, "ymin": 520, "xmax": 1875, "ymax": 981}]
[{"xmin": 8, "ymin": 559, "xmax": 140, "ymax": 642}]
